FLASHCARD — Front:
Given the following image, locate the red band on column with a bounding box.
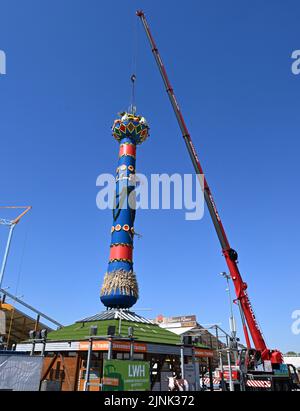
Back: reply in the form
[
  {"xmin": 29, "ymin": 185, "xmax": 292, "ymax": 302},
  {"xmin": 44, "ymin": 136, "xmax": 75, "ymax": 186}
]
[
  {"xmin": 110, "ymin": 245, "xmax": 133, "ymax": 261},
  {"xmin": 119, "ymin": 144, "xmax": 136, "ymax": 158}
]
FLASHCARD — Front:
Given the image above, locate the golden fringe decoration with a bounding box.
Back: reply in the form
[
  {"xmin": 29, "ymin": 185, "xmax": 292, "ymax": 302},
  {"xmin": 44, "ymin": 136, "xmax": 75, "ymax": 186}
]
[{"xmin": 100, "ymin": 269, "xmax": 139, "ymax": 299}]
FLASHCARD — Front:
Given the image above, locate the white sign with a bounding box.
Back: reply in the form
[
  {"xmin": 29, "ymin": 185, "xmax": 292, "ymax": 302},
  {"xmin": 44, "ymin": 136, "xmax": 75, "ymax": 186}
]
[{"xmin": 264, "ymin": 360, "xmax": 272, "ymax": 372}]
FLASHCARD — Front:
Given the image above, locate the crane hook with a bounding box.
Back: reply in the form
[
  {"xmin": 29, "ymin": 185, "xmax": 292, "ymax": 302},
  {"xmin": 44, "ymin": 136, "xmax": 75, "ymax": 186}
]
[{"xmin": 129, "ymin": 74, "xmax": 137, "ymax": 115}]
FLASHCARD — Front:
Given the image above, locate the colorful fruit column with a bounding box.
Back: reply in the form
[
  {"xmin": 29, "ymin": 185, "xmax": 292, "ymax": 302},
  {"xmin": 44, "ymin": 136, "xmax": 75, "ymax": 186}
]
[{"xmin": 100, "ymin": 112, "xmax": 149, "ymax": 309}]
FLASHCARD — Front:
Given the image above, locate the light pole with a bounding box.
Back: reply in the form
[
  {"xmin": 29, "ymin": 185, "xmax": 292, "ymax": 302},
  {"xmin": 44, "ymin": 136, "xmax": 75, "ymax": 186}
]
[
  {"xmin": 128, "ymin": 327, "xmax": 134, "ymax": 360},
  {"xmin": 84, "ymin": 325, "xmax": 98, "ymax": 391},
  {"xmin": 180, "ymin": 336, "xmax": 186, "ymax": 380},
  {"xmin": 220, "ymin": 272, "xmax": 237, "ymax": 340},
  {"xmin": 221, "ymin": 271, "xmax": 238, "ymax": 391},
  {"xmin": 226, "ymin": 348, "xmax": 234, "ymax": 392}
]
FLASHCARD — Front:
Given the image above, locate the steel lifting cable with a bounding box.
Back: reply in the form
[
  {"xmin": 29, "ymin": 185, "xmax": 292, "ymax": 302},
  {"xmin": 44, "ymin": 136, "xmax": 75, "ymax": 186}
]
[
  {"xmin": 129, "ymin": 16, "xmax": 138, "ymax": 114},
  {"xmin": 130, "ymin": 74, "xmax": 136, "ymax": 114}
]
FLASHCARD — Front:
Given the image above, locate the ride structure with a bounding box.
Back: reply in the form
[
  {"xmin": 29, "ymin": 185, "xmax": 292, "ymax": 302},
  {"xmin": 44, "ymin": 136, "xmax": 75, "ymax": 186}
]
[
  {"xmin": 100, "ymin": 112, "xmax": 149, "ymax": 309},
  {"xmin": 136, "ymin": 10, "xmax": 282, "ymax": 365}
]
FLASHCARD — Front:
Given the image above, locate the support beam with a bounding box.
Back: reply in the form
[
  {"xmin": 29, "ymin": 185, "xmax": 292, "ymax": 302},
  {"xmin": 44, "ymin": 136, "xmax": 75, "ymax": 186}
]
[{"xmin": 0, "ymin": 288, "xmax": 63, "ymax": 328}]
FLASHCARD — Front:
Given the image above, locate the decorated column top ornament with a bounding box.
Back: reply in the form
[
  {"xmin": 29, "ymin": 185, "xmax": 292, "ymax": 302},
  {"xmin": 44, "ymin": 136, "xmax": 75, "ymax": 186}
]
[{"xmin": 100, "ymin": 112, "xmax": 149, "ymax": 309}]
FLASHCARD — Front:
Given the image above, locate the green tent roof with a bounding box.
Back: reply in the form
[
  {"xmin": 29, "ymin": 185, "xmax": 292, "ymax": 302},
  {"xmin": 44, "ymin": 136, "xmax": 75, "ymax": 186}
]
[
  {"xmin": 48, "ymin": 319, "xmax": 209, "ymax": 348},
  {"xmin": 48, "ymin": 319, "xmax": 180, "ymax": 345}
]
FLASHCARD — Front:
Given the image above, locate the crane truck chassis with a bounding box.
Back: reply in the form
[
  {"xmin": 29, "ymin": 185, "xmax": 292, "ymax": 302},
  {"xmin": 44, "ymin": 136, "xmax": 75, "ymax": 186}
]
[{"xmin": 213, "ymin": 350, "xmax": 300, "ymax": 391}]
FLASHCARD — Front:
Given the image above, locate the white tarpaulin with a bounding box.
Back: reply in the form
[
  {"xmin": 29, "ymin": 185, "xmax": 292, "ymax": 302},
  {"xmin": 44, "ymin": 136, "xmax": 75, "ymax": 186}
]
[
  {"xmin": 0, "ymin": 354, "xmax": 43, "ymax": 391},
  {"xmin": 284, "ymin": 356, "xmax": 300, "ymax": 370}
]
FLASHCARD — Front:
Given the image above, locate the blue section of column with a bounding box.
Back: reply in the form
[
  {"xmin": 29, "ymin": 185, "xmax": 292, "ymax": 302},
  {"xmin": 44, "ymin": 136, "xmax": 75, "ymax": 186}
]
[{"xmin": 100, "ymin": 113, "xmax": 149, "ymax": 309}]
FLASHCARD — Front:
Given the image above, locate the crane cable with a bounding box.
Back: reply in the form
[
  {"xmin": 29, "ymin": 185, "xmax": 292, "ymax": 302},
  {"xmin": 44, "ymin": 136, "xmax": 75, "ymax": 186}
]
[
  {"xmin": 130, "ymin": 74, "xmax": 136, "ymax": 115},
  {"xmin": 129, "ymin": 16, "xmax": 138, "ymax": 115}
]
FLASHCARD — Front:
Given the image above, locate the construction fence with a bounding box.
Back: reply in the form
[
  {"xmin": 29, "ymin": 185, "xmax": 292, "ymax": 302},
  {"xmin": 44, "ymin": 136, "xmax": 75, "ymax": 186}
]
[{"xmin": 0, "ymin": 353, "xmax": 43, "ymax": 391}]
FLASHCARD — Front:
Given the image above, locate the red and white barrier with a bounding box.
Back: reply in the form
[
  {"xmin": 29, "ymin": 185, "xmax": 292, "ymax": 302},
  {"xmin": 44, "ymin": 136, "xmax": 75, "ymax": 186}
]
[
  {"xmin": 246, "ymin": 380, "xmax": 271, "ymax": 388},
  {"xmin": 201, "ymin": 378, "xmax": 220, "ymax": 385}
]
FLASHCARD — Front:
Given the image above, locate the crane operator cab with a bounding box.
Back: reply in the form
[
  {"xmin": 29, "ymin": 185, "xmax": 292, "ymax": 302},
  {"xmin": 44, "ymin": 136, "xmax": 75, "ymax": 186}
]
[{"xmin": 239, "ymin": 348, "xmax": 264, "ymax": 373}]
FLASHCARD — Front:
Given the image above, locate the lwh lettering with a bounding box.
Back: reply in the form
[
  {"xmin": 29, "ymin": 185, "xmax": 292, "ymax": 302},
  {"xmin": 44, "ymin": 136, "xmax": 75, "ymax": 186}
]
[{"xmin": 128, "ymin": 364, "xmax": 145, "ymax": 377}]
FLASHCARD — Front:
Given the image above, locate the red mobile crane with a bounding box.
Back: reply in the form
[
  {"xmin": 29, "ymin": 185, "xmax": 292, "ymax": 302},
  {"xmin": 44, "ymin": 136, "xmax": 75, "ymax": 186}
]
[
  {"xmin": 136, "ymin": 8, "xmax": 279, "ymax": 364},
  {"xmin": 137, "ymin": 11, "xmax": 300, "ymax": 391}
]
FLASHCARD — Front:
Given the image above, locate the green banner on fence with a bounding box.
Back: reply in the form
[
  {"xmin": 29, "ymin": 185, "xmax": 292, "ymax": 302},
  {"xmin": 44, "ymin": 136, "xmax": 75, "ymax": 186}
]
[{"xmin": 102, "ymin": 359, "xmax": 150, "ymax": 391}]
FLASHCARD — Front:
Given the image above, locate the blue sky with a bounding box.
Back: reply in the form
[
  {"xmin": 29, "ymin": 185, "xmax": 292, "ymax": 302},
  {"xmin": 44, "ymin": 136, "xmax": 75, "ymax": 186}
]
[{"xmin": 0, "ymin": 0, "xmax": 299, "ymax": 352}]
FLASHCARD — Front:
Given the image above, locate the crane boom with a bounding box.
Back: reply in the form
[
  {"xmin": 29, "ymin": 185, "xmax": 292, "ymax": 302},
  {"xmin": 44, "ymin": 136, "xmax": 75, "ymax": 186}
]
[{"xmin": 137, "ymin": 10, "xmax": 282, "ymax": 363}]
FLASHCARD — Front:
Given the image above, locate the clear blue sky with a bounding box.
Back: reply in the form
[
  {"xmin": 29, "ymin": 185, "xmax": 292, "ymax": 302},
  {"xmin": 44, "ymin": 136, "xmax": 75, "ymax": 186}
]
[{"xmin": 0, "ymin": 0, "xmax": 299, "ymax": 352}]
